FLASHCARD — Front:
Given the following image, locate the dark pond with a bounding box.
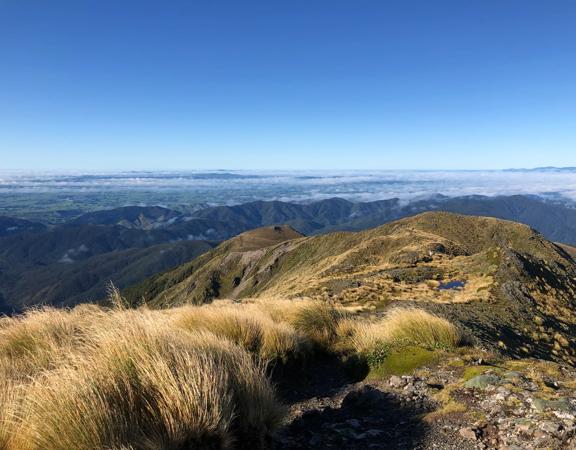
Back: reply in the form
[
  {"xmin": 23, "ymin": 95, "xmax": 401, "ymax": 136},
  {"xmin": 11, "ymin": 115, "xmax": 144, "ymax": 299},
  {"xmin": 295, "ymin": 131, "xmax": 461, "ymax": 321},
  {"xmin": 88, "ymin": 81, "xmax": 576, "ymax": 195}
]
[{"xmin": 438, "ymin": 280, "xmax": 466, "ymax": 290}]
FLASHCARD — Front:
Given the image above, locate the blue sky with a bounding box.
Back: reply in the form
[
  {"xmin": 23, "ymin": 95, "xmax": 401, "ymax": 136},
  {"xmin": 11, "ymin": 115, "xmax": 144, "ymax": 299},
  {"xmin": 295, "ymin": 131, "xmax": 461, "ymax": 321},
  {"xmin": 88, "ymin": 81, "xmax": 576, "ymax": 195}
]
[{"xmin": 1, "ymin": 0, "xmax": 575, "ymax": 170}]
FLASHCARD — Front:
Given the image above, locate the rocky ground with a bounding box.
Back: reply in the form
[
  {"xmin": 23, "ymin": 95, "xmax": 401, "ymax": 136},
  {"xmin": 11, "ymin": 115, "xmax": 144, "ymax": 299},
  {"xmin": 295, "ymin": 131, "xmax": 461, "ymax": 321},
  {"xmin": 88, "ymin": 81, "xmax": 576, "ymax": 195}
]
[{"xmin": 272, "ymin": 352, "xmax": 576, "ymax": 449}]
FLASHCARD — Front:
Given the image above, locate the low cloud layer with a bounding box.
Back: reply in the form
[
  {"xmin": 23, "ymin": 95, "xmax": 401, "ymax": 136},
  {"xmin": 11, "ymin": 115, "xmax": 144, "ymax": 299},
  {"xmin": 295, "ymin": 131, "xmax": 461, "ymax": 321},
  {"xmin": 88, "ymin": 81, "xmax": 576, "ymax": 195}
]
[{"xmin": 1, "ymin": 170, "xmax": 576, "ymax": 205}]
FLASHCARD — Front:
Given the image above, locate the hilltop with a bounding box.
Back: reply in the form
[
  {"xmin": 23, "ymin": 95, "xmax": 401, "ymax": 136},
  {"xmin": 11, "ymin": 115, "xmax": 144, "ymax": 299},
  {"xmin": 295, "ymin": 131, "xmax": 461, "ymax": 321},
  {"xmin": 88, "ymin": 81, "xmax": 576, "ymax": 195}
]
[
  {"xmin": 128, "ymin": 212, "xmax": 576, "ymax": 365},
  {"xmin": 127, "ymin": 225, "xmax": 304, "ymax": 306}
]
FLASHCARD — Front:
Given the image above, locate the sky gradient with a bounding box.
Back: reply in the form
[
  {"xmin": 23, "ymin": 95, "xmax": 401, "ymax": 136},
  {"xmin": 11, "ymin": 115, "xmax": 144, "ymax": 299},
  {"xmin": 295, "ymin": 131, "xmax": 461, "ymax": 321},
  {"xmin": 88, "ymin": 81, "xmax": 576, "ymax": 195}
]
[{"xmin": 1, "ymin": 1, "xmax": 575, "ymax": 170}]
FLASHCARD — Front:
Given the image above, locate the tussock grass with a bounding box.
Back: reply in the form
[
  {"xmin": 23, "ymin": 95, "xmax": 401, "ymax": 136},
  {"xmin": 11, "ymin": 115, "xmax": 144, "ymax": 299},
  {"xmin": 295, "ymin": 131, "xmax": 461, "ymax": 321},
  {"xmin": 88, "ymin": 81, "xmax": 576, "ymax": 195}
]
[
  {"xmin": 0, "ymin": 306, "xmax": 105, "ymax": 379},
  {"xmin": 172, "ymin": 303, "xmax": 308, "ymax": 361},
  {"xmin": 345, "ymin": 308, "xmax": 461, "ymax": 354},
  {"xmin": 0, "ymin": 297, "xmax": 461, "ymax": 448},
  {"xmin": 182, "ymin": 297, "xmax": 348, "ymax": 353},
  {"xmin": 291, "ymin": 301, "xmax": 345, "ymax": 347},
  {"xmin": 0, "ymin": 305, "xmax": 285, "ymax": 449},
  {"xmin": 13, "ymin": 325, "xmax": 282, "ymax": 450},
  {"xmin": 380, "ymin": 308, "xmax": 461, "ymax": 349},
  {"xmin": 106, "ymin": 280, "xmax": 127, "ymax": 310},
  {"xmin": 0, "ymin": 378, "xmax": 18, "ymax": 449},
  {"xmin": 343, "ymin": 318, "xmax": 389, "ymax": 354}
]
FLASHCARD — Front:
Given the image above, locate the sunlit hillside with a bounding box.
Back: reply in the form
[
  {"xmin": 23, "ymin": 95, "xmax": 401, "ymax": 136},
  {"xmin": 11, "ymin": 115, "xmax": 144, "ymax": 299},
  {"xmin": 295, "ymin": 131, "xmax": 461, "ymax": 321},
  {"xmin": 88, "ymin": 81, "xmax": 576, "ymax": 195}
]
[{"xmin": 128, "ymin": 212, "xmax": 576, "ymax": 366}]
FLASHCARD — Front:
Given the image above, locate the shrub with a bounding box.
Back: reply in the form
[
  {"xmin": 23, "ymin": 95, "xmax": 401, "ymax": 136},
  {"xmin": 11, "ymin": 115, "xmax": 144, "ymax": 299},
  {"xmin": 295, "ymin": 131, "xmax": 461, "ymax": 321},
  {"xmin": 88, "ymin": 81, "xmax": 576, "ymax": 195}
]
[{"xmin": 364, "ymin": 342, "xmax": 391, "ymax": 369}]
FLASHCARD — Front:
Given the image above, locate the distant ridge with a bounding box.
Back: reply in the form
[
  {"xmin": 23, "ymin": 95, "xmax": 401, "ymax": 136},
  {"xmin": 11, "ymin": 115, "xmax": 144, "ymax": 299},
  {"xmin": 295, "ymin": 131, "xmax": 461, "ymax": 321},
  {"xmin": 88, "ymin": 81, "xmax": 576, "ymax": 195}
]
[
  {"xmin": 0, "ymin": 216, "xmax": 46, "ymax": 237},
  {"xmin": 504, "ymin": 166, "xmax": 576, "ymax": 172}
]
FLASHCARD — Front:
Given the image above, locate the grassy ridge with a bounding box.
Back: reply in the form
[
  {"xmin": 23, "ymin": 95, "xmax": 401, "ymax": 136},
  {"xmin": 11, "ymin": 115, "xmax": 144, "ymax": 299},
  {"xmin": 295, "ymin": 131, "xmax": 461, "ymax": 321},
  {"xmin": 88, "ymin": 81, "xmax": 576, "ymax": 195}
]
[
  {"xmin": 129, "ymin": 211, "xmax": 561, "ymax": 306},
  {"xmin": 125, "ymin": 212, "xmax": 576, "ymax": 365}
]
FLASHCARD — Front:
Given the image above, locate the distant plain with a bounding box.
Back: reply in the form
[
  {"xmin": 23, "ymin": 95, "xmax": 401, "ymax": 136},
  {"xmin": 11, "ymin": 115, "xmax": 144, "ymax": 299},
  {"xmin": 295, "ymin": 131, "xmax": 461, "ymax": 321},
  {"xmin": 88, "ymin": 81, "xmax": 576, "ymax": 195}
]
[{"xmin": 2, "ymin": 169, "xmax": 576, "ymax": 223}]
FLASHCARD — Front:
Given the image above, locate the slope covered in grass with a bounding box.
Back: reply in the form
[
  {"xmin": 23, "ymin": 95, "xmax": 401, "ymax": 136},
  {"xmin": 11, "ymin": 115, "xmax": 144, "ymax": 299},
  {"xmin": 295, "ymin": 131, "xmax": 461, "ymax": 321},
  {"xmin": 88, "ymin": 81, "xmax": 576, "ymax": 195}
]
[
  {"xmin": 131, "ymin": 212, "xmax": 572, "ymax": 306},
  {"xmin": 127, "ymin": 212, "xmax": 576, "ymax": 365}
]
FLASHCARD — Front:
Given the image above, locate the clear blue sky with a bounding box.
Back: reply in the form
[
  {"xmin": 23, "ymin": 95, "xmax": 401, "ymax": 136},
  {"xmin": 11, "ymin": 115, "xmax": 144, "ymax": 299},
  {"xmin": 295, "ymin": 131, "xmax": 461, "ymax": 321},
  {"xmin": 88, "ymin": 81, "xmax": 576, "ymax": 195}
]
[{"xmin": 1, "ymin": 0, "xmax": 575, "ymax": 170}]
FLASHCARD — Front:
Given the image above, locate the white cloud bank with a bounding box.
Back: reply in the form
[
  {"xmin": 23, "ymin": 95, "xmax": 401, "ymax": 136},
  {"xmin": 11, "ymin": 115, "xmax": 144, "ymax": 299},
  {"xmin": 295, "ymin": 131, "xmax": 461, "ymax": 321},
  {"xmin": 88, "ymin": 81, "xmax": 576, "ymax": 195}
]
[{"xmin": 1, "ymin": 170, "xmax": 576, "ymax": 204}]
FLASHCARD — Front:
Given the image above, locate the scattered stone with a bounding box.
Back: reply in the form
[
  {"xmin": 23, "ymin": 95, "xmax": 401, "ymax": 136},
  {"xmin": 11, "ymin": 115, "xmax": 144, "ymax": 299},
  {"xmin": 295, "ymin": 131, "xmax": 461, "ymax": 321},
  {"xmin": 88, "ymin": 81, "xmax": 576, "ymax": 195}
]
[
  {"xmin": 516, "ymin": 422, "xmax": 532, "ymax": 434},
  {"xmin": 503, "ymin": 371, "xmax": 522, "ymax": 380},
  {"xmin": 531, "ymin": 397, "xmax": 572, "ymax": 413},
  {"xmin": 426, "ymin": 378, "xmax": 445, "ymax": 390},
  {"xmin": 308, "ymin": 434, "xmax": 322, "ymax": 446},
  {"xmin": 494, "ymin": 386, "xmax": 511, "ymax": 401},
  {"xmin": 464, "ymin": 374, "xmax": 501, "ymax": 389},
  {"xmin": 539, "ymin": 421, "xmax": 561, "ymax": 434},
  {"xmin": 404, "ymin": 384, "xmax": 415, "ymax": 395},
  {"xmin": 365, "ymin": 430, "xmax": 384, "ymax": 437},
  {"xmin": 533, "ymin": 430, "xmax": 549, "ymax": 440},
  {"xmin": 542, "ymin": 377, "xmax": 560, "ymax": 390},
  {"xmin": 459, "ymin": 427, "xmax": 477, "ymax": 440},
  {"xmin": 274, "ymin": 356, "xmax": 576, "ymax": 450},
  {"xmin": 388, "ymin": 375, "xmax": 403, "ymax": 388}
]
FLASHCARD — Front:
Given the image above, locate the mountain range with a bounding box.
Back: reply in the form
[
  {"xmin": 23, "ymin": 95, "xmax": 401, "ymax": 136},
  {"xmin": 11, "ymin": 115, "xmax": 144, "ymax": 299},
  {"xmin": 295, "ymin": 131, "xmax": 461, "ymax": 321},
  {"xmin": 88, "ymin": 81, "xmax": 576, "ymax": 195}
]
[{"xmin": 2, "ymin": 193, "xmax": 576, "ymax": 311}]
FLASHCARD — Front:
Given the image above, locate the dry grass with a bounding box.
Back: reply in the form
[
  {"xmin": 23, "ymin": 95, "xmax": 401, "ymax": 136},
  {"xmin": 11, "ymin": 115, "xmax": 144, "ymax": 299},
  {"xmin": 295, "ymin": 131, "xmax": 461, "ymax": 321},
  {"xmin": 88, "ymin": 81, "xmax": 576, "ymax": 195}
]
[
  {"xmin": 172, "ymin": 303, "xmax": 309, "ymax": 361},
  {"xmin": 290, "ymin": 301, "xmax": 345, "ymax": 347},
  {"xmin": 0, "ymin": 378, "xmax": 19, "ymax": 449},
  {"xmin": 106, "ymin": 280, "xmax": 127, "ymax": 310},
  {"xmin": 0, "ymin": 297, "xmax": 461, "ymax": 448},
  {"xmin": 381, "ymin": 308, "xmax": 461, "ymax": 349},
  {"xmin": 171, "ymin": 297, "xmax": 352, "ymax": 359},
  {"xmin": 0, "ymin": 305, "xmax": 106, "ymax": 380},
  {"xmin": 14, "ymin": 325, "xmax": 282, "ymax": 450},
  {"xmin": 0, "ymin": 305, "xmax": 285, "ymax": 449},
  {"xmin": 191, "ymin": 297, "xmax": 349, "ymax": 350},
  {"xmin": 344, "ymin": 308, "xmax": 461, "ymax": 353}
]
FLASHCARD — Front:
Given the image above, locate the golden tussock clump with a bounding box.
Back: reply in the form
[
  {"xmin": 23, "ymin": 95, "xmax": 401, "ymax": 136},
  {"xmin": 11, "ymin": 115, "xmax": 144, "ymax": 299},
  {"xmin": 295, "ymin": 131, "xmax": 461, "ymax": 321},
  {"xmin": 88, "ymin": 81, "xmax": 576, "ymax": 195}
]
[
  {"xmin": 343, "ymin": 308, "xmax": 461, "ymax": 354},
  {"xmin": 172, "ymin": 302, "xmax": 310, "ymax": 362},
  {"xmin": 0, "ymin": 305, "xmax": 285, "ymax": 450},
  {"xmin": 0, "ymin": 305, "xmax": 106, "ymax": 380},
  {"xmin": 290, "ymin": 301, "xmax": 346, "ymax": 348}
]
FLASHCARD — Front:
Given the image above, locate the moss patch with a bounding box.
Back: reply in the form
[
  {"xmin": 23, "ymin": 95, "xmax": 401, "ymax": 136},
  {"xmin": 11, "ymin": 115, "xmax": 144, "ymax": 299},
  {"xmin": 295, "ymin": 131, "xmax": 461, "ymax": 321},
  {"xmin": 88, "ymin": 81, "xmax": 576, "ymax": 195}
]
[
  {"xmin": 462, "ymin": 365, "xmax": 492, "ymax": 381},
  {"xmin": 367, "ymin": 346, "xmax": 438, "ymax": 379}
]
